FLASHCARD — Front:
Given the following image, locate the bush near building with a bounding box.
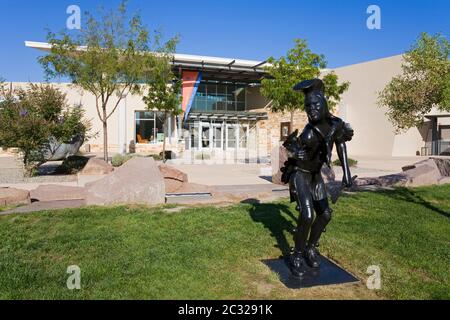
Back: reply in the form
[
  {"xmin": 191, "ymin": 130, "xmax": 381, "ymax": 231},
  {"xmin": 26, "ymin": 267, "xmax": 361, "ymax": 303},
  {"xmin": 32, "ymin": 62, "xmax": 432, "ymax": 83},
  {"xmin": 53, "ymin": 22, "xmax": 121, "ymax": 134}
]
[{"xmin": 0, "ymin": 84, "xmax": 91, "ymax": 176}]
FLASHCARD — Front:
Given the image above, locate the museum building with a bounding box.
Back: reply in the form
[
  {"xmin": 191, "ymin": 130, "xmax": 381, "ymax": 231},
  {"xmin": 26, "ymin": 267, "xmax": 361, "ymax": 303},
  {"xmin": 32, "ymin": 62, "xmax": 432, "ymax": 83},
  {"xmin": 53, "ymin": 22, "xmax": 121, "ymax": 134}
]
[{"xmin": 13, "ymin": 41, "xmax": 450, "ymax": 161}]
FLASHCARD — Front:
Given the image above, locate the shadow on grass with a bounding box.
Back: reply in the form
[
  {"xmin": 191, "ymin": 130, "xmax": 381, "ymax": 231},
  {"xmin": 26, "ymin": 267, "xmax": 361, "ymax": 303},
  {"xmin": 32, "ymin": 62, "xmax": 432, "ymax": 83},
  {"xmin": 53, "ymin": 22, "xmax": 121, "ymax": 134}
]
[
  {"xmin": 373, "ymin": 187, "xmax": 450, "ymax": 219},
  {"xmin": 243, "ymin": 199, "xmax": 297, "ymax": 258}
]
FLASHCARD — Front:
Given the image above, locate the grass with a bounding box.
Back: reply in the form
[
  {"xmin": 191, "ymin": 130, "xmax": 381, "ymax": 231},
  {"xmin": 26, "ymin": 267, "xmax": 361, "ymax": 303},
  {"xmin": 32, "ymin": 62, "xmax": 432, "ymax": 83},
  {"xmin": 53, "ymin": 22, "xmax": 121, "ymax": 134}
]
[{"xmin": 0, "ymin": 184, "xmax": 449, "ymax": 299}]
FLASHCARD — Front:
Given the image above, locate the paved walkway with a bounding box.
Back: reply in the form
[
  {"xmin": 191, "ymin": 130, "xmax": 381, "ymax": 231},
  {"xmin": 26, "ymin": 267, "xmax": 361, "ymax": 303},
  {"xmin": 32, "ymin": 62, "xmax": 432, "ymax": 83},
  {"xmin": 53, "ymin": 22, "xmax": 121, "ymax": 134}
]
[
  {"xmin": 2, "ymin": 153, "xmax": 448, "ymax": 215},
  {"xmin": 169, "ymin": 163, "xmax": 273, "ymax": 186}
]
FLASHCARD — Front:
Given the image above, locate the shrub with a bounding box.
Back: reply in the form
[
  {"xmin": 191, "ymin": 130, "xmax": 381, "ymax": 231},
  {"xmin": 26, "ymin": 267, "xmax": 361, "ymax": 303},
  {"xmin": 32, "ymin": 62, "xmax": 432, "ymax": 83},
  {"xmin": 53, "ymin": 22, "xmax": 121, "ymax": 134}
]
[
  {"xmin": 0, "ymin": 84, "xmax": 91, "ymax": 176},
  {"xmin": 332, "ymin": 158, "xmax": 358, "ymax": 167},
  {"xmin": 111, "ymin": 154, "xmax": 135, "ymax": 167},
  {"xmin": 56, "ymin": 155, "xmax": 89, "ymax": 174},
  {"xmin": 111, "ymin": 153, "xmax": 163, "ymax": 167}
]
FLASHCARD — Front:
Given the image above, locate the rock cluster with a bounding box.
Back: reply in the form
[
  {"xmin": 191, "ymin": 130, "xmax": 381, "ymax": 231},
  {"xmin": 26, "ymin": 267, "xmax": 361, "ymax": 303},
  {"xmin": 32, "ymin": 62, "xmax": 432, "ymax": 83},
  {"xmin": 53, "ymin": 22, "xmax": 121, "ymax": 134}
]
[
  {"xmin": 0, "ymin": 188, "xmax": 30, "ymax": 206},
  {"xmin": 357, "ymin": 158, "xmax": 450, "ymax": 188}
]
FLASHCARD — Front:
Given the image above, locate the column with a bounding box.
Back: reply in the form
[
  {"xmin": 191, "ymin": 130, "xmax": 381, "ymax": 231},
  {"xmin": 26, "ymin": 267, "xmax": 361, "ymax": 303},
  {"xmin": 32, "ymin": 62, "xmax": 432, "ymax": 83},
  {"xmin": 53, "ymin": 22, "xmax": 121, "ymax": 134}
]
[
  {"xmin": 431, "ymin": 117, "xmax": 438, "ymax": 155},
  {"xmin": 118, "ymin": 99, "xmax": 127, "ymax": 155}
]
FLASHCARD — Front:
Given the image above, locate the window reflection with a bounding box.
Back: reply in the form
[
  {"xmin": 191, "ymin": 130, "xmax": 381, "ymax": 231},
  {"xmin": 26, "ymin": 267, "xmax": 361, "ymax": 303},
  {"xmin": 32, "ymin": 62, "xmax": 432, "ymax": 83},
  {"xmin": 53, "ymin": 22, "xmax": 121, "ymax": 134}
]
[
  {"xmin": 135, "ymin": 111, "xmax": 165, "ymax": 144},
  {"xmin": 191, "ymin": 82, "xmax": 247, "ymax": 112}
]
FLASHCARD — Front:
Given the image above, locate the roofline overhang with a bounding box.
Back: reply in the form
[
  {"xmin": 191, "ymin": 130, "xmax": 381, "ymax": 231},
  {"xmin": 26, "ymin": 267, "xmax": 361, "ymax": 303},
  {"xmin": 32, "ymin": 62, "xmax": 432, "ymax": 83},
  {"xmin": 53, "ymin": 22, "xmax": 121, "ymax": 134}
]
[{"xmin": 25, "ymin": 40, "xmax": 270, "ymax": 74}]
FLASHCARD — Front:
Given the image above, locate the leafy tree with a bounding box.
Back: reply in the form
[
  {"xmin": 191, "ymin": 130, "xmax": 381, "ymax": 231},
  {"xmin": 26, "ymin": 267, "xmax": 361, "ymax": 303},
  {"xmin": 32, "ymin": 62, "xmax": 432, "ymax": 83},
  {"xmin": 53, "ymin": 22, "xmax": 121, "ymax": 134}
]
[
  {"xmin": 0, "ymin": 84, "xmax": 91, "ymax": 176},
  {"xmin": 261, "ymin": 39, "xmax": 349, "ymax": 129},
  {"xmin": 142, "ymin": 55, "xmax": 181, "ymax": 162},
  {"xmin": 378, "ymin": 32, "xmax": 450, "ymax": 132},
  {"xmin": 39, "ymin": 1, "xmax": 178, "ymax": 161}
]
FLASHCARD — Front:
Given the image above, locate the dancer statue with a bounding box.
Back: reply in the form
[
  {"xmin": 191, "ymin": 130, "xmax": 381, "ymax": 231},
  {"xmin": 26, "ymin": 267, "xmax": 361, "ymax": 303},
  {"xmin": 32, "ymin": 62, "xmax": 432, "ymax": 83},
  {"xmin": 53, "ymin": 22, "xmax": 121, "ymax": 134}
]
[{"xmin": 280, "ymin": 78, "xmax": 354, "ymax": 278}]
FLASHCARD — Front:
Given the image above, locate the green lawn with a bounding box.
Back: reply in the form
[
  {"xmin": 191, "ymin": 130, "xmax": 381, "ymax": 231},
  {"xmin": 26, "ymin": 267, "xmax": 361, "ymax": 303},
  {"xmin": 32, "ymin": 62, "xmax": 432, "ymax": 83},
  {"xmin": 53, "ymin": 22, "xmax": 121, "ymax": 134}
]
[{"xmin": 0, "ymin": 184, "xmax": 449, "ymax": 300}]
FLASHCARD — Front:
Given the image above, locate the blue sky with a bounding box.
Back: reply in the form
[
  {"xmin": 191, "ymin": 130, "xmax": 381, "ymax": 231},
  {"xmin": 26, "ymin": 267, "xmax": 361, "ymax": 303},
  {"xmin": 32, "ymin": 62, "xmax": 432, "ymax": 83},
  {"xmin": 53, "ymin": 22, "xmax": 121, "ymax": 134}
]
[{"xmin": 0, "ymin": 0, "xmax": 448, "ymax": 81}]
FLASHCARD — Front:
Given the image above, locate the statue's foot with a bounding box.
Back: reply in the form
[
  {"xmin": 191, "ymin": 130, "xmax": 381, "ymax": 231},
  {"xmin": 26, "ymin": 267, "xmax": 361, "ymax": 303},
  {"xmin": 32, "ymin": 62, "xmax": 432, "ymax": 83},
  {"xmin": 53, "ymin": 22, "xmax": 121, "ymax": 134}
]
[
  {"xmin": 289, "ymin": 251, "xmax": 307, "ymax": 278},
  {"xmin": 304, "ymin": 246, "xmax": 320, "ymax": 268}
]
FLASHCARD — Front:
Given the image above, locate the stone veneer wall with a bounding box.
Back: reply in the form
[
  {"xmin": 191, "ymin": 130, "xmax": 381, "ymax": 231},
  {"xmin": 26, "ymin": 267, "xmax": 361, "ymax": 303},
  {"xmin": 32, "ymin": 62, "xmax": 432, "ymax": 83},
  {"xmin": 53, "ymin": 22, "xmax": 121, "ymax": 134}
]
[{"xmin": 250, "ymin": 104, "xmax": 341, "ymax": 157}]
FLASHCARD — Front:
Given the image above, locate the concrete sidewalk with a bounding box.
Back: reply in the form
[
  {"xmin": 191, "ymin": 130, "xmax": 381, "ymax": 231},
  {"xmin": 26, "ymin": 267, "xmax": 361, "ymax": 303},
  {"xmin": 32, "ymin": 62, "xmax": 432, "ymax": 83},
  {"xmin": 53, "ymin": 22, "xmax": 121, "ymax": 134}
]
[{"xmin": 170, "ymin": 163, "xmax": 273, "ymax": 186}]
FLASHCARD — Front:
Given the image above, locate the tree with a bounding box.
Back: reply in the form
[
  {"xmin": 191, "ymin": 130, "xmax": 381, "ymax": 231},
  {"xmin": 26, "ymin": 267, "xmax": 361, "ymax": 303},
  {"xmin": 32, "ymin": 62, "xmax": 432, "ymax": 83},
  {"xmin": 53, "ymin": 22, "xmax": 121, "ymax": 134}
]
[
  {"xmin": 378, "ymin": 32, "xmax": 450, "ymax": 132},
  {"xmin": 0, "ymin": 84, "xmax": 91, "ymax": 176},
  {"xmin": 39, "ymin": 1, "xmax": 178, "ymax": 161},
  {"xmin": 261, "ymin": 39, "xmax": 349, "ymax": 129},
  {"xmin": 142, "ymin": 55, "xmax": 182, "ymax": 162}
]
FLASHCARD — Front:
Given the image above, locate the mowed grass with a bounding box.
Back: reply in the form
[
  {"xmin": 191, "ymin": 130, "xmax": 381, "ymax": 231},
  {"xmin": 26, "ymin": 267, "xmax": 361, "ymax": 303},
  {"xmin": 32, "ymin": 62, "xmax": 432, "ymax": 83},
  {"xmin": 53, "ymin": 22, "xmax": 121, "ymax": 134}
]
[{"xmin": 0, "ymin": 184, "xmax": 449, "ymax": 300}]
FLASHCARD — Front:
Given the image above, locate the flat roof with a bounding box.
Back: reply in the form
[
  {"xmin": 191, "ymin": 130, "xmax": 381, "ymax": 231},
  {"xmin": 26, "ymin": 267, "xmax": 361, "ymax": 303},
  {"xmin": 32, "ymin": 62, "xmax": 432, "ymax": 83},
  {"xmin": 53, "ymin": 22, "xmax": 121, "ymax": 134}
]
[{"xmin": 25, "ymin": 41, "xmax": 269, "ymax": 82}]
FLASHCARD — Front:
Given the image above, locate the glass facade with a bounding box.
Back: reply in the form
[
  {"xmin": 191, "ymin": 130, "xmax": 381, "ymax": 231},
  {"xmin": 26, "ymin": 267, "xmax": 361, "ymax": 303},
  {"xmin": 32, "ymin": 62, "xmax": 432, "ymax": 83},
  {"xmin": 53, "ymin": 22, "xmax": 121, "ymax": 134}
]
[
  {"xmin": 191, "ymin": 81, "xmax": 247, "ymax": 112},
  {"xmin": 135, "ymin": 111, "xmax": 165, "ymax": 144}
]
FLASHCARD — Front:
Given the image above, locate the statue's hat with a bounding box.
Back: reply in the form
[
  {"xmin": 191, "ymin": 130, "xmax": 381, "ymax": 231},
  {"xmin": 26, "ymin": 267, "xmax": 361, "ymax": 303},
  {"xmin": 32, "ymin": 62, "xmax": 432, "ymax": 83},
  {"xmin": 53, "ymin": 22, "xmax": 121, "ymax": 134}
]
[{"xmin": 293, "ymin": 78, "xmax": 324, "ymax": 95}]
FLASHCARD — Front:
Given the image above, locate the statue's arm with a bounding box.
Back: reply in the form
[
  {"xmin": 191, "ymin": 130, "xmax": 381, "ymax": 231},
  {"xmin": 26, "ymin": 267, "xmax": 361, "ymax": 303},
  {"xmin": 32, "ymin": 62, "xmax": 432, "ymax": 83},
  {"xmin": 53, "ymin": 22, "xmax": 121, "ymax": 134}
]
[{"xmin": 336, "ymin": 141, "xmax": 353, "ymax": 188}]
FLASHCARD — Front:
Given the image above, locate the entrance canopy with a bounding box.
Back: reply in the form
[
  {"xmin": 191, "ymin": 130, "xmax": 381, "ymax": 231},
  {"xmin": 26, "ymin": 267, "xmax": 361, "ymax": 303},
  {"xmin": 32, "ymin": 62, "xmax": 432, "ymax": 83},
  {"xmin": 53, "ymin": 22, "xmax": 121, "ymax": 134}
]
[
  {"xmin": 187, "ymin": 111, "xmax": 268, "ymax": 122},
  {"xmin": 172, "ymin": 54, "xmax": 269, "ymax": 84}
]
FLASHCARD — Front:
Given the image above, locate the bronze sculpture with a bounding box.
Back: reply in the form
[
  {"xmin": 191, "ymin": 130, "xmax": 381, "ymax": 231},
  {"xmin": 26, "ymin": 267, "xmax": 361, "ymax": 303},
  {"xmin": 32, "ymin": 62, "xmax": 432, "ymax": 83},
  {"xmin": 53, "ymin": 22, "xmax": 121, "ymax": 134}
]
[{"xmin": 280, "ymin": 78, "xmax": 354, "ymax": 278}]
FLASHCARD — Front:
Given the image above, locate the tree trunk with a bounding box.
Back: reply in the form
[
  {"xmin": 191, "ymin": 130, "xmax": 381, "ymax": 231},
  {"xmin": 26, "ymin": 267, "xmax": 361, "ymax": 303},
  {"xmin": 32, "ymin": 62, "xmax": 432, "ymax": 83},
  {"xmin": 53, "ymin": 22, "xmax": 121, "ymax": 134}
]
[
  {"xmin": 102, "ymin": 107, "xmax": 108, "ymax": 162},
  {"xmin": 162, "ymin": 112, "xmax": 167, "ymax": 163}
]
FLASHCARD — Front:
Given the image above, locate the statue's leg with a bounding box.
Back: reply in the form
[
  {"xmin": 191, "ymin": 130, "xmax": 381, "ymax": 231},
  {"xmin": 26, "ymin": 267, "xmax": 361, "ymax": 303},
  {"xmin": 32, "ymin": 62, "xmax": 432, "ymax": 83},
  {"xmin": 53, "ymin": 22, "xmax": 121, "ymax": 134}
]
[
  {"xmin": 309, "ymin": 198, "xmax": 332, "ymax": 246},
  {"xmin": 304, "ymin": 198, "xmax": 332, "ymax": 268},
  {"xmin": 292, "ymin": 173, "xmax": 315, "ymax": 253},
  {"xmin": 289, "ymin": 172, "xmax": 315, "ymax": 277}
]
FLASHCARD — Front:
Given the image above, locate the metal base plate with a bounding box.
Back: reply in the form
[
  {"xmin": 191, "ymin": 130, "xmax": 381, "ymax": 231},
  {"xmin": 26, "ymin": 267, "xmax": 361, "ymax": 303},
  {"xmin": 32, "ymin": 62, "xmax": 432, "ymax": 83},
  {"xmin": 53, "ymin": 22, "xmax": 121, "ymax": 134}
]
[{"xmin": 263, "ymin": 255, "xmax": 359, "ymax": 289}]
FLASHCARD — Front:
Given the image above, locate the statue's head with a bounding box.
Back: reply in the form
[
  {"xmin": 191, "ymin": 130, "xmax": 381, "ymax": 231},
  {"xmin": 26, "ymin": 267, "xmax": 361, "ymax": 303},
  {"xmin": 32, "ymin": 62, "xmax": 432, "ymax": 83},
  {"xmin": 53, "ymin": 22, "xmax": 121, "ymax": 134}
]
[{"xmin": 293, "ymin": 78, "xmax": 330, "ymax": 124}]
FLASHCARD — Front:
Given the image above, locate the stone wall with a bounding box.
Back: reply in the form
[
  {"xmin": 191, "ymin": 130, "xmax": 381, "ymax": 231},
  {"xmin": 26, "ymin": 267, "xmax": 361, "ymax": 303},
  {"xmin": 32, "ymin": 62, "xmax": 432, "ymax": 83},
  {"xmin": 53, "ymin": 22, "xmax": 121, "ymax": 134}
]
[{"xmin": 250, "ymin": 104, "xmax": 341, "ymax": 157}]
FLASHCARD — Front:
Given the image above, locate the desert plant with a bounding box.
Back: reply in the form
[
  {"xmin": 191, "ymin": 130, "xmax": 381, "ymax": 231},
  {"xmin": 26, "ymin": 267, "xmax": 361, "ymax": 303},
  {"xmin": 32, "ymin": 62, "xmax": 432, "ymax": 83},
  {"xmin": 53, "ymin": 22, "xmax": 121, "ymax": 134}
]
[
  {"xmin": 111, "ymin": 153, "xmax": 136, "ymax": 167},
  {"xmin": 332, "ymin": 158, "xmax": 358, "ymax": 167},
  {"xmin": 0, "ymin": 84, "xmax": 91, "ymax": 176}
]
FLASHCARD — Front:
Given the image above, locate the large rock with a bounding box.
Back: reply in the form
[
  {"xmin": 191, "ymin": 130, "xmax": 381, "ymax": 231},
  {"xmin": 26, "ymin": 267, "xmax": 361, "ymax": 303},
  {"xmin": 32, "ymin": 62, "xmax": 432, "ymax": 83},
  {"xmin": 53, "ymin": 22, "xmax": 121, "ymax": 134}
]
[
  {"xmin": 85, "ymin": 157, "xmax": 165, "ymax": 206},
  {"xmin": 176, "ymin": 183, "xmax": 215, "ymax": 194},
  {"xmin": 0, "ymin": 188, "xmax": 30, "ymax": 206},
  {"xmin": 403, "ymin": 158, "xmax": 442, "ymax": 187},
  {"xmin": 80, "ymin": 158, "xmax": 114, "ymax": 176},
  {"xmin": 158, "ymin": 164, "xmax": 188, "ymax": 193},
  {"xmin": 30, "ymin": 185, "xmax": 86, "ymax": 202},
  {"xmin": 438, "ymin": 177, "xmax": 450, "ymax": 185},
  {"xmin": 357, "ymin": 158, "xmax": 450, "ymax": 188},
  {"xmin": 355, "ymin": 174, "xmax": 407, "ymax": 187},
  {"xmin": 433, "ymin": 158, "xmax": 450, "ymax": 177},
  {"xmin": 271, "ymin": 146, "xmax": 288, "ymax": 185}
]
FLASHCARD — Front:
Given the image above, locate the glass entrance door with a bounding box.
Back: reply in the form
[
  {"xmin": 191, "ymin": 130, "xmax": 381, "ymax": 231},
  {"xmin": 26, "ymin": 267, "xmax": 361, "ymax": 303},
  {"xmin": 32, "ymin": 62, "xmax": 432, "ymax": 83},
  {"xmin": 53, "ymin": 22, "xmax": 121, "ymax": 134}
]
[
  {"xmin": 199, "ymin": 122, "xmax": 223, "ymax": 150},
  {"xmin": 201, "ymin": 124, "xmax": 210, "ymax": 149},
  {"xmin": 226, "ymin": 123, "xmax": 249, "ymax": 149},
  {"xmin": 212, "ymin": 124, "xmax": 223, "ymax": 149}
]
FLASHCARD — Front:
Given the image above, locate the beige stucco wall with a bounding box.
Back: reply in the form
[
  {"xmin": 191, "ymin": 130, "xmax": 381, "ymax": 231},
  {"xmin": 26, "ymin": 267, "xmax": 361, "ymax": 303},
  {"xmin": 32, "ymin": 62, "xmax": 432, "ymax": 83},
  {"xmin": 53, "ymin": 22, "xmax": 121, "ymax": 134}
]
[
  {"xmin": 331, "ymin": 54, "xmax": 448, "ymax": 157},
  {"xmin": 6, "ymin": 82, "xmax": 179, "ymax": 154},
  {"xmin": 332, "ymin": 55, "xmax": 405, "ymax": 156}
]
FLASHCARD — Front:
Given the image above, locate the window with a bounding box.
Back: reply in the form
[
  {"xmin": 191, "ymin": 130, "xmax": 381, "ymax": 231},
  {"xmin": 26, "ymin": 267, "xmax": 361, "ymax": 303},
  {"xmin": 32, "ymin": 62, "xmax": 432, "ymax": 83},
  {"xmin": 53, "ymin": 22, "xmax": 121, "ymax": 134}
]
[
  {"xmin": 191, "ymin": 81, "xmax": 247, "ymax": 112},
  {"xmin": 135, "ymin": 111, "xmax": 165, "ymax": 144}
]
